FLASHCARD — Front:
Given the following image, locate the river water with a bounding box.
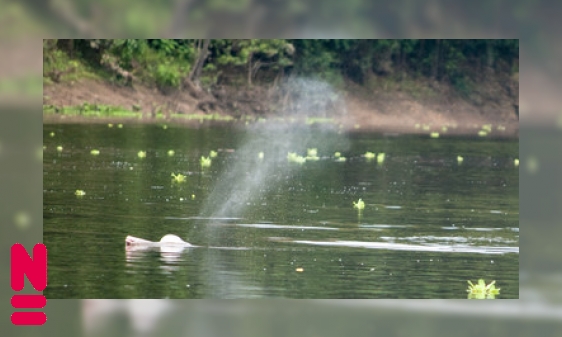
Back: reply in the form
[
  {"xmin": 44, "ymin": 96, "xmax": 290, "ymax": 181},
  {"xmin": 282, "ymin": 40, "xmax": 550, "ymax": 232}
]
[{"xmin": 43, "ymin": 123, "xmax": 518, "ymax": 298}]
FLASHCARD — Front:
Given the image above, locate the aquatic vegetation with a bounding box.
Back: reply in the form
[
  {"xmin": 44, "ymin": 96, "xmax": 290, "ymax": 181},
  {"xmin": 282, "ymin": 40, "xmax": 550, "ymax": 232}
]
[
  {"xmin": 90, "ymin": 149, "xmax": 100, "ymax": 156},
  {"xmin": 294, "ymin": 156, "xmax": 307, "ymax": 164},
  {"xmin": 200, "ymin": 156, "xmax": 212, "ymax": 167},
  {"xmin": 482, "ymin": 124, "xmax": 493, "ymax": 132},
  {"xmin": 49, "ymin": 132, "xmax": 55, "ymax": 137},
  {"xmin": 171, "ymin": 173, "xmax": 186, "ymax": 183},
  {"xmin": 457, "ymin": 155, "xmax": 463, "ymax": 164},
  {"xmin": 117, "ymin": 124, "xmax": 123, "ymax": 129},
  {"xmin": 377, "ymin": 153, "xmax": 385, "ymax": 164},
  {"xmin": 108, "ymin": 123, "xmax": 113, "ymax": 128},
  {"xmin": 258, "ymin": 152, "xmax": 264, "ymax": 160},
  {"xmin": 191, "ymin": 194, "xmax": 196, "ymax": 200},
  {"xmin": 306, "ymin": 155, "xmax": 320, "ymax": 161},
  {"xmin": 56, "ymin": 145, "xmax": 63, "ymax": 152},
  {"xmin": 430, "ymin": 132, "xmax": 440, "ymax": 138},
  {"xmin": 336, "ymin": 157, "xmax": 346, "ymax": 162},
  {"xmin": 162, "ymin": 124, "xmax": 168, "ymax": 130},
  {"xmin": 167, "ymin": 150, "xmax": 175, "ymax": 157},
  {"xmin": 74, "ymin": 190, "xmax": 86, "ymax": 196},
  {"xmin": 137, "ymin": 151, "xmax": 146, "ymax": 158},
  {"xmin": 467, "ymin": 279, "xmax": 500, "ymax": 299},
  {"xmin": 306, "ymin": 149, "xmax": 320, "ymax": 161},
  {"xmin": 353, "ymin": 198, "xmax": 365, "ymax": 210},
  {"xmin": 478, "ymin": 130, "xmax": 488, "ymax": 137},
  {"xmin": 514, "ymin": 158, "xmax": 519, "ymax": 167},
  {"xmin": 287, "ymin": 152, "xmax": 306, "ymax": 164},
  {"xmin": 209, "ymin": 150, "xmax": 218, "ymax": 158},
  {"xmin": 334, "ymin": 152, "xmax": 341, "ymax": 158},
  {"xmin": 364, "ymin": 152, "xmax": 376, "ymax": 160}
]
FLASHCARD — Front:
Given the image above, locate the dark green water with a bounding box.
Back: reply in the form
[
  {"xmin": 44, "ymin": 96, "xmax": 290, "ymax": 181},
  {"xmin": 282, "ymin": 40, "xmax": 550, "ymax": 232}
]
[{"xmin": 43, "ymin": 123, "xmax": 518, "ymax": 299}]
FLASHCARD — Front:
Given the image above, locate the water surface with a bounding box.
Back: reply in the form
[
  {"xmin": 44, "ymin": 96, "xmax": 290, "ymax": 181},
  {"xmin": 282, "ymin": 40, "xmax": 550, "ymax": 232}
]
[{"xmin": 43, "ymin": 124, "xmax": 518, "ymax": 298}]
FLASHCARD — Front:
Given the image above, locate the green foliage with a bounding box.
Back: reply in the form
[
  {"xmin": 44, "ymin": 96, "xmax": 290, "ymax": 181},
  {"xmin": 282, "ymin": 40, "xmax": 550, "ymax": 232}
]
[
  {"xmin": 155, "ymin": 63, "xmax": 182, "ymax": 89},
  {"xmin": 43, "ymin": 49, "xmax": 71, "ymax": 75},
  {"xmin": 44, "ymin": 39, "xmax": 518, "ymax": 98},
  {"xmin": 110, "ymin": 39, "xmax": 149, "ymax": 67}
]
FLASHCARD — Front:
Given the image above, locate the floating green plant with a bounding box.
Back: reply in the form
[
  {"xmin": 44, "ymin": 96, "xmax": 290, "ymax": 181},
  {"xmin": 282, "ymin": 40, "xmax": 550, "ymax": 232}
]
[
  {"xmin": 482, "ymin": 124, "xmax": 492, "ymax": 132},
  {"xmin": 377, "ymin": 153, "xmax": 385, "ymax": 164},
  {"xmin": 364, "ymin": 152, "xmax": 376, "ymax": 160},
  {"xmin": 258, "ymin": 152, "xmax": 264, "ymax": 160},
  {"xmin": 90, "ymin": 149, "xmax": 100, "ymax": 156},
  {"xmin": 108, "ymin": 123, "xmax": 113, "ymax": 128},
  {"xmin": 457, "ymin": 155, "xmax": 463, "ymax": 164},
  {"xmin": 137, "ymin": 151, "xmax": 146, "ymax": 158},
  {"xmin": 307, "ymin": 148, "xmax": 318, "ymax": 157},
  {"xmin": 287, "ymin": 152, "xmax": 306, "ymax": 164},
  {"xmin": 162, "ymin": 124, "xmax": 168, "ymax": 130},
  {"xmin": 191, "ymin": 194, "xmax": 196, "ymax": 200},
  {"xmin": 75, "ymin": 190, "xmax": 86, "ymax": 196},
  {"xmin": 200, "ymin": 156, "xmax": 212, "ymax": 167},
  {"xmin": 467, "ymin": 279, "xmax": 500, "ymax": 299},
  {"xmin": 117, "ymin": 124, "xmax": 123, "ymax": 128},
  {"xmin": 514, "ymin": 158, "xmax": 519, "ymax": 167},
  {"xmin": 167, "ymin": 150, "xmax": 175, "ymax": 157},
  {"xmin": 209, "ymin": 150, "xmax": 218, "ymax": 158},
  {"xmin": 49, "ymin": 131, "xmax": 55, "ymax": 137},
  {"xmin": 56, "ymin": 145, "xmax": 63, "ymax": 152},
  {"xmin": 171, "ymin": 173, "xmax": 186, "ymax": 183},
  {"xmin": 478, "ymin": 130, "xmax": 488, "ymax": 137},
  {"xmin": 336, "ymin": 157, "xmax": 346, "ymax": 162},
  {"xmin": 430, "ymin": 132, "xmax": 440, "ymax": 138},
  {"xmin": 306, "ymin": 155, "xmax": 320, "ymax": 161},
  {"xmin": 334, "ymin": 152, "xmax": 341, "ymax": 158},
  {"xmin": 353, "ymin": 198, "xmax": 365, "ymax": 210}
]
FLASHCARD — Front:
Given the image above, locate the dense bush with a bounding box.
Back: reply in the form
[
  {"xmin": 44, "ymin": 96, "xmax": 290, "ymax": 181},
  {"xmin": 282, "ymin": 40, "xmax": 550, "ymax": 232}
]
[{"xmin": 44, "ymin": 39, "xmax": 518, "ymax": 96}]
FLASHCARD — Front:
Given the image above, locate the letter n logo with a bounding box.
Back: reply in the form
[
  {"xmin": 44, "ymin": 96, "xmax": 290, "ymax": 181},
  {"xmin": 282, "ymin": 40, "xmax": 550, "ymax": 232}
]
[{"xmin": 11, "ymin": 243, "xmax": 47, "ymax": 325}]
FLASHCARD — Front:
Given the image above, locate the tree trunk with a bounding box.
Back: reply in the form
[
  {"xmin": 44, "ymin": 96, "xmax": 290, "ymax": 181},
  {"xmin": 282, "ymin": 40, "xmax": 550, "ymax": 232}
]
[
  {"xmin": 248, "ymin": 51, "xmax": 253, "ymax": 86},
  {"xmin": 432, "ymin": 39, "xmax": 441, "ymax": 81},
  {"xmin": 57, "ymin": 39, "xmax": 74, "ymax": 58},
  {"xmin": 485, "ymin": 40, "xmax": 495, "ymax": 74},
  {"xmin": 189, "ymin": 39, "xmax": 210, "ymax": 86},
  {"xmin": 399, "ymin": 42, "xmax": 405, "ymax": 82}
]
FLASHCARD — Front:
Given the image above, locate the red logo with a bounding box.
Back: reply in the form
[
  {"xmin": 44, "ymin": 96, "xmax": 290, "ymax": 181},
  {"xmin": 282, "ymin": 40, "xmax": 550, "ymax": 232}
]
[{"xmin": 11, "ymin": 243, "xmax": 47, "ymax": 325}]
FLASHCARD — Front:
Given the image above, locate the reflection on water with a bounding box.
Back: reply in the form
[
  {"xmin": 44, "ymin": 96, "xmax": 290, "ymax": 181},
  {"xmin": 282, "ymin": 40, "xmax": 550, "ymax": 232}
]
[
  {"xmin": 289, "ymin": 239, "xmax": 519, "ymax": 254},
  {"xmin": 44, "ymin": 124, "xmax": 518, "ymax": 298}
]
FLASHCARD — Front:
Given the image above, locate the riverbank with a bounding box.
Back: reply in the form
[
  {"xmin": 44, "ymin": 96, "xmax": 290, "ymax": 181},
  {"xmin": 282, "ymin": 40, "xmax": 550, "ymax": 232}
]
[{"xmin": 43, "ymin": 74, "xmax": 519, "ymax": 138}]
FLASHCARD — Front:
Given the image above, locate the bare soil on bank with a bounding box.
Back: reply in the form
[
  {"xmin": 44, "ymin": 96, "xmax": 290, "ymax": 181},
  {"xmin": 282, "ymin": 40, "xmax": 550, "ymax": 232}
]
[{"xmin": 43, "ymin": 76, "xmax": 519, "ymax": 137}]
